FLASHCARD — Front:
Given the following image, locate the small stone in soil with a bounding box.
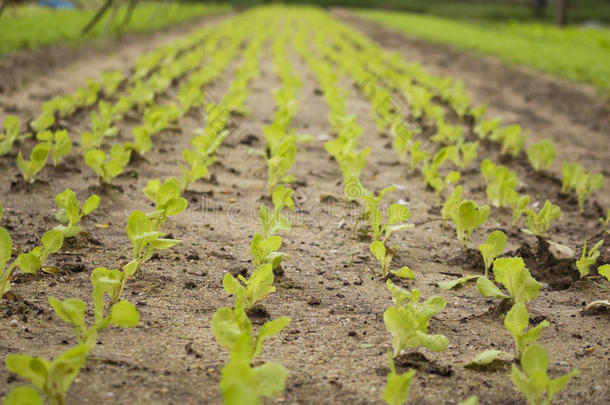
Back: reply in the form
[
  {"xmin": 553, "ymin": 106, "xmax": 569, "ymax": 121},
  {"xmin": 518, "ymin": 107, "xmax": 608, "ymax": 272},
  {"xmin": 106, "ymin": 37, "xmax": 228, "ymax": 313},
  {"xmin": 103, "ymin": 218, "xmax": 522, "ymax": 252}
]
[{"xmin": 307, "ymin": 297, "xmax": 321, "ymax": 306}]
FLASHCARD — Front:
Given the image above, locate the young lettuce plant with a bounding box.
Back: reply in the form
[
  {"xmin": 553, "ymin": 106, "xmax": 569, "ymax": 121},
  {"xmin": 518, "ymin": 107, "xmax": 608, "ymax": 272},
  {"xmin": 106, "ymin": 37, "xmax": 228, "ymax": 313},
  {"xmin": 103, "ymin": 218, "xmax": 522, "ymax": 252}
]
[
  {"xmin": 441, "ymin": 185, "xmax": 462, "ymax": 228},
  {"xmin": 179, "ymin": 149, "xmax": 215, "ymax": 192},
  {"xmin": 0, "ymin": 115, "xmax": 20, "ymax": 156},
  {"xmin": 478, "ymin": 230, "xmax": 507, "ymax": 278},
  {"xmin": 30, "ymin": 111, "xmax": 55, "ymax": 133},
  {"xmin": 84, "ymin": 144, "xmax": 131, "ymax": 186},
  {"xmin": 449, "ymin": 200, "xmax": 490, "ymax": 249},
  {"xmin": 511, "ymin": 344, "xmax": 579, "ymax": 405},
  {"xmin": 36, "ymin": 130, "xmax": 72, "ymax": 167},
  {"xmin": 250, "ymin": 233, "xmax": 287, "ymax": 272},
  {"xmin": 408, "ymin": 141, "xmax": 429, "ymax": 174},
  {"xmin": 600, "ymin": 209, "xmax": 610, "ymax": 234},
  {"xmin": 384, "ymin": 280, "xmax": 448, "ymax": 356},
  {"xmin": 474, "ymin": 117, "xmax": 501, "ymax": 140},
  {"xmin": 575, "ymin": 239, "xmax": 604, "ymax": 278},
  {"xmin": 527, "ymin": 140, "xmax": 556, "ymax": 172},
  {"xmin": 512, "ymin": 195, "xmax": 531, "ymax": 227},
  {"xmin": 524, "ymin": 200, "xmax": 561, "ymax": 238},
  {"xmin": 448, "ymin": 141, "xmax": 479, "ymax": 171},
  {"xmin": 370, "ymin": 241, "xmax": 416, "ymax": 280},
  {"xmin": 560, "ymin": 161, "xmax": 583, "ymax": 194},
  {"xmin": 575, "ymin": 171, "xmax": 603, "ymax": 213},
  {"xmin": 362, "ymin": 189, "xmax": 414, "ymax": 244},
  {"xmin": 259, "ymin": 185, "xmax": 295, "ymax": 237},
  {"xmin": 481, "ymin": 159, "xmax": 519, "ymax": 208},
  {"xmin": 143, "ymin": 177, "xmax": 188, "ymax": 230},
  {"xmin": 382, "ymin": 351, "xmax": 416, "ymax": 405},
  {"xmin": 477, "ymin": 257, "xmax": 542, "ymax": 304},
  {"xmin": 17, "ymin": 143, "xmax": 50, "ymax": 183},
  {"xmin": 54, "ymin": 189, "xmax": 100, "ymax": 238},
  {"xmin": 222, "ymin": 263, "xmax": 276, "ymax": 311}
]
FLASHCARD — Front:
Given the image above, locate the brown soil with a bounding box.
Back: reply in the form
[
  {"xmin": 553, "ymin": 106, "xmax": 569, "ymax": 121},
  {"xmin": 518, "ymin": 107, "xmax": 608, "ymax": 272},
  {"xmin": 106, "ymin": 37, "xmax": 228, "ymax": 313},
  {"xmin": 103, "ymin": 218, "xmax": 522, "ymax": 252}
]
[{"xmin": 1, "ymin": 10, "xmax": 609, "ymax": 405}]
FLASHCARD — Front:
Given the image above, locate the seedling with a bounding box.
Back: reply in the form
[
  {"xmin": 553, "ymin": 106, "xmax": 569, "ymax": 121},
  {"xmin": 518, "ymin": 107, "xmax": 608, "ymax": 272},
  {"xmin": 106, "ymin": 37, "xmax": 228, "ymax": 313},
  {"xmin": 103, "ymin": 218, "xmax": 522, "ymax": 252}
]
[
  {"xmin": 600, "ymin": 209, "xmax": 610, "ymax": 233},
  {"xmin": 481, "ymin": 159, "xmax": 519, "ymax": 208},
  {"xmin": 179, "ymin": 149, "xmax": 215, "ymax": 192},
  {"xmin": 560, "ymin": 161, "xmax": 583, "ymax": 194},
  {"xmin": 267, "ymin": 139, "xmax": 297, "ymax": 192},
  {"xmin": 84, "ymin": 144, "xmax": 131, "ymax": 185},
  {"xmin": 30, "ymin": 111, "xmax": 55, "ymax": 133},
  {"xmin": 361, "ymin": 187, "xmax": 413, "ymax": 243},
  {"xmin": 17, "ymin": 143, "xmax": 50, "ymax": 183},
  {"xmin": 527, "ymin": 140, "xmax": 556, "ymax": 171},
  {"xmin": 575, "ymin": 239, "xmax": 604, "ymax": 278},
  {"xmin": 259, "ymin": 185, "xmax": 295, "ymax": 237},
  {"xmin": 408, "ymin": 141, "xmax": 429, "ymax": 174},
  {"xmin": 370, "ymin": 241, "xmax": 416, "ymax": 279},
  {"xmin": 575, "ymin": 171, "xmax": 603, "ymax": 213},
  {"xmin": 512, "ymin": 195, "xmax": 531, "ymax": 226},
  {"xmin": 54, "ymin": 189, "xmax": 100, "ymax": 238},
  {"xmin": 478, "ymin": 230, "xmax": 507, "ymax": 278},
  {"xmin": 36, "ymin": 130, "xmax": 72, "ymax": 167},
  {"xmin": 382, "ymin": 351, "xmax": 416, "ymax": 405},
  {"xmin": 496, "ymin": 124, "xmax": 527, "ymax": 157},
  {"xmin": 143, "ymin": 177, "xmax": 188, "ymax": 230},
  {"xmin": 476, "ymin": 257, "xmax": 542, "ymax": 304},
  {"xmin": 449, "ymin": 200, "xmax": 490, "ymax": 249},
  {"xmin": 222, "ymin": 263, "xmax": 276, "ymax": 310},
  {"xmin": 599, "ymin": 264, "xmax": 610, "ymax": 281},
  {"xmin": 0, "ymin": 115, "xmax": 20, "ymax": 156},
  {"xmin": 474, "ymin": 117, "xmax": 501, "ymax": 139},
  {"xmin": 250, "ymin": 233, "xmax": 287, "ymax": 271},
  {"xmin": 448, "ymin": 141, "xmax": 479, "ymax": 171},
  {"xmin": 129, "ymin": 126, "xmax": 152, "ymax": 155},
  {"xmin": 441, "ymin": 185, "xmax": 462, "ymax": 228},
  {"xmin": 505, "ymin": 303, "xmax": 549, "ymax": 357},
  {"xmin": 384, "ymin": 280, "xmax": 448, "ymax": 356},
  {"xmin": 101, "ymin": 70, "xmax": 124, "ymax": 97},
  {"xmin": 511, "ymin": 344, "xmax": 578, "ymax": 405},
  {"xmin": 524, "ymin": 200, "xmax": 561, "ymax": 238}
]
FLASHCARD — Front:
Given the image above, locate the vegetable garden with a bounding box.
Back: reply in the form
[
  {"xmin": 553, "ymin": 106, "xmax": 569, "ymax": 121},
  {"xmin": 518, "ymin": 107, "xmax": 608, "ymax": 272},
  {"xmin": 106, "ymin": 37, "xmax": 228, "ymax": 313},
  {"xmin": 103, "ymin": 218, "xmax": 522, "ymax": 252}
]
[{"xmin": 0, "ymin": 5, "xmax": 608, "ymax": 405}]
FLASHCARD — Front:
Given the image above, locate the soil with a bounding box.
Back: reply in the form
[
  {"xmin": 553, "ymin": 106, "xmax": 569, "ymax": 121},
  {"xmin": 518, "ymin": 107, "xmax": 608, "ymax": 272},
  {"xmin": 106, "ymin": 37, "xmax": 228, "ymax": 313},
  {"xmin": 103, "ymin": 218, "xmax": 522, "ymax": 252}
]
[{"xmin": 1, "ymin": 9, "xmax": 609, "ymax": 405}]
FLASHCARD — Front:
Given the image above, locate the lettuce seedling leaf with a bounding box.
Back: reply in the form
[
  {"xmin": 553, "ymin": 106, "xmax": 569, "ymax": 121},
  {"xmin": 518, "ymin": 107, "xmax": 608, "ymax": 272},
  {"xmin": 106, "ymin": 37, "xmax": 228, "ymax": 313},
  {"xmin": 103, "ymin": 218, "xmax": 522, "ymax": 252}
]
[
  {"xmin": 110, "ymin": 300, "xmax": 140, "ymax": 328},
  {"xmin": 560, "ymin": 161, "xmax": 583, "ymax": 194},
  {"xmin": 524, "ymin": 200, "xmax": 561, "ymax": 238},
  {"xmin": 253, "ymin": 316, "xmax": 291, "ymax": 358},
  {"xmin": 438, "ymin": 275, "xmax": 479, "ymax": 290},
  {"xmin": 476, "ymin": 276, "xmax": 510, "ymax": 300},
  {"xmin": 478, "ymin": 230, "xmax": 507, "ymax": 277},
  {"xmin": 3, "ymin": 386, "xmax": 44, "ymax": 405},
  {"xmin": 17, "ymin": 143, "xmax": 50, "ymax": 183},
  {"xmin": 527, "ymin": 140, "xmax": 556, "ymax": 172},
  {"xmin": 599, "ymin": 264, "xmax": 610, "ymax": 281},
  {"xmin": 465, "ymin": 349, "xmax": 513, "ymax": 368},
  {"xmin": 49, "ymin": 298, "xmax": 86, "ymax": 328},
  {"xmin": 492, "ymin": 257, "xmax": 542, "ymax": 304},
  {"xmin": 576, "ymin": 172, "xmax": 603, "ymax": 213},
  {"xmin": 512, "ymin": 195, "xmax": 530, "ymax": 227},
  {"xmin": 576, "ymin": 239, "xmax": 604, "ymax": 278},
  {"xmin": 382, "ymin": 351, "xmax": 416, "ymax": 405},
  {"xmin": 505, "ymin": 303, "xmax": 549, "ymax": 357},
  {"xmin": 450, "ymin": 200, "xmax": 489, "ymax": 248},
  {"xmin": 392, "ymin": 266, "xmax": 416, "ymax": 280}
]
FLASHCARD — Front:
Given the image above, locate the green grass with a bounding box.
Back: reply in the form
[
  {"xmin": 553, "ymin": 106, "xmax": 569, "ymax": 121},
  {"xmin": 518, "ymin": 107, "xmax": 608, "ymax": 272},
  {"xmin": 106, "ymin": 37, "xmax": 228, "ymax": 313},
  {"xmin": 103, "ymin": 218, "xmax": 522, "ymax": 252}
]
[
  {"xmin": 0, "ymin": 2, "xmax": 230, "ymax": 55},
  {"xmin": 357, "ymin": 10, "xmax": 610, "ymax": 96}
]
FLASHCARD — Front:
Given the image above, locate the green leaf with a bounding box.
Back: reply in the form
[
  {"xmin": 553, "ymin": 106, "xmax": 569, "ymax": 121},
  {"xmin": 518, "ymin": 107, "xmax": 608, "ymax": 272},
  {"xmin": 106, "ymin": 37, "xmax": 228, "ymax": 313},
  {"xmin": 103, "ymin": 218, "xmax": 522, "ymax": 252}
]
[
  {"xmin": 465, "ymin": 350, "xmax": 513, "ymax": 368},
  {"xmin": 110, "ymin": 300, "xmax": 140, "ymax": 328},
  {"xmin": 527, "ymin": 140, "xmax": 556, "ymax": 171},
  {"xmin": 247, "ymin": 264, "xmax": 276, "ymax": 309},
  {"xmin": 382, "ymin": 352, "xmax": 416, "ymax": 405},
  {"xmin": 81, "ymin": 195, "xmax": 100, "ymax": 216},
  {"xmin": 17, "ymin": 253, "xmax": 42, "ymax": 275},
  {"xmin": 370, "ymin": 241, "xmax": 386, "ymax": 263},
  {"xmin": 49, "ymin": 297, "xmax": 86, "ymax": 327},
  {"xmin": 253, "ymin": 316, "xmax": 291, "ymax": 358},
  {"xmin": 392, "ymin": 266, "xmax": 416, "ymax": 280},
  {"xmin": 2, "ymin": 386, "xmax": 44, "ymax": 405},
  {"xmin": 0, "ymin": 226, "xmax": 13, "ymax": 269},
  {"xmin": 40, "ymin": 229, "xmax": 64, "ymax": 261},
  {"xmin": 476, "ymin": 276, "xmax": 509, "ymax": 300},
  {"xmin": 212, "ymin": 307, "xmax": 246, "ymax": 351},
  {"xmin": 5, "ymin": 354, "xmax": 50, "ymax": 390},
  {"xmin": 599, "ymin": 264, "xmax": 610, "ymax": 281},
  {"xmin": 493, "ymin": 257, "xmax": 542, "ymax": 303},
  {"xmin": 388, "ymin": 204, "xmax": 410, "ymax": 225},
  {"xmin": 437, "ymin": 275, "xmax": 479, "ymax": 290},
  {"xmin": 478, "ymin": 230, "xmax": 507, "ymax": 275}
]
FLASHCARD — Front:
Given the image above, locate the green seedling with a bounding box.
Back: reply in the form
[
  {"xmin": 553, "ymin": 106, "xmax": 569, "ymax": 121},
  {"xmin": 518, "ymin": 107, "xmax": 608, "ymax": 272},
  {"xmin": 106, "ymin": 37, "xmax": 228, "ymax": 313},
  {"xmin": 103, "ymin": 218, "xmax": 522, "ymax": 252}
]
[
  {"xmin": 125, "ymin": 210, "xmax": 180, "ymax": 279},
  {"xmin": 437, "ymin": 274, "xmax": 479, "ymax": 290},
  {"xmin": 17, "ymin": 143, "xmax": 50, "ymax": 183},
  {"xmin": 560, "ymin": 161, "xmax": 583, "ymax": 194},
  {"xmin": 259, "ymin": 185, "xmax": 295, "ymax": 237},
  {"xmin": 36, "ymin": 130, "xmax": 72, "ymax": 167},
  {"xmin": 54, "ymin": 189, "xmax": 100, "ymax": 238},
  {"xmin": 90, "ymin": 101, "xmax": 119, "ymax": 139},
  {"xmin": 527, "ymin": 140, "xmax": 556, "ymax": 172},
  {"xmin": 179, "ymin": 149, "xmax": 215, "ymax": 192},
  {"xmin": 511, "ymin": 344, "xmax": 579, "ymax": 405},
  {"xmin": 495, "ymin": 124, "xmax": 527, "ymax": 157},
  {"xmin": 512, "ymin": 195, "xmax": 531, "ymax": 226},
  {"xmin": 370, "ymin": 241, "xmax": 415, "ymax": 280},
  {"xmin": 476, "ymin": 257, "xmax": 542, "ymax": 304},
  {"xmin": 505, "ymin": 303, "xmax": 549, "ymax": 357},
  {"xmin": 222, "ymin": 263, "xmax": 276, "ymax": 311},
  {"xmin": 0, "ymin": 115, "xmax": 20, "ymax": 156},
  {"xmin": 84, "ymin": 144, "xmax": 131, "ymax": 185},
  {"xmin": 447, "ymin": 141, "xmax": 479, "ymax": 171},
  {"xmin": 474, "ymin": 117, "xmax": 501, "ymax": 140},
  {"xmin": 30, "ymin": 111, "xmax": 55, "ymax": 133},
  {"xmin": 431, "ymin": 121, "xmax": 464, "ymax": 145},
  {"xmin": 449, "ymin": 200, "xmax": 490, "ymax": 249},
  {"xmin": 361, "ymin": 187, "xmax": 414, "ymax": 243},
  {"xmin": 575, "ymin": 171, "xmax": 603, "ymax": 213},
  {"xmin": 441, "ymin": 185, "xmax": 462, "ymax": 228},
  {"xmin": 216, "ymin": 316, "xmax": 290, "ymax": 405},
  {"xmin": 392, "ymin": 126, "xmax": 418, "ymax": 163},
  {"xmin": 384, "ymin": 280, "xmax": 448, "ymax": 356},
  {"xmin": 382, "ymin": 351, "xmax": 416, "ymax": 405},
  {"xmin": 4, "ymin": 344, "xmax": 89, "ymax": 405},
  {"xmin": 143, "ymin": 177, "xmax": 188, "ymax": 230},
  {"xmin": 524, "ymin": 200, "xmax": 561, "ymax": 238},
  {"xmin": 129, "ymin": 126, "xmax": 152, "ymax": 155},
  {"xmin": 575, "ymin": 239, "xmax": 604, "ymax": 278},
  {"xmin": 466, "ymin": 349, "xmax": 514, "ymax": 368},
  {"xmin": 598, "ymin": 264, "xmax": 610, "ymax": 281},
  {"xmin": 101, "ymin": 70, "xmax": 124, "ymax": 97},
  {"xmin": 423, "ymin": 162, "xmax": 460, "ymax": 200},
  {"xmin": 250, "ymin": 234, "xmax": 287, "ymax": 271},
  {"xmin": 408, "ymin": 141, "xmax": 429, "ymax": 174},
  {"xmin": 481, "ymin": 159, "xmax": 519, "ymax": 208},
  {"xmin": 478, "ymin": 230, "xmax": 507, "ymax": 278},
  {"xmin": 267, "ymin": 139, "xmax": 297, "ymax": 193}
]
